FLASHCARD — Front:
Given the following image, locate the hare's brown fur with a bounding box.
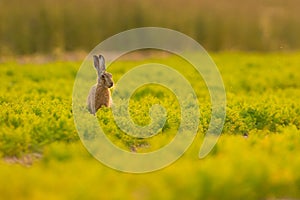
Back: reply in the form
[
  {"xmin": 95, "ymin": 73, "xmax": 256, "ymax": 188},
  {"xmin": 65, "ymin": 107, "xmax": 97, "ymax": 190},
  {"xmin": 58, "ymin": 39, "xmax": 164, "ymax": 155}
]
[{"xmin": 95, "ymin": 84, "xmax": 111, "ymax": 109}]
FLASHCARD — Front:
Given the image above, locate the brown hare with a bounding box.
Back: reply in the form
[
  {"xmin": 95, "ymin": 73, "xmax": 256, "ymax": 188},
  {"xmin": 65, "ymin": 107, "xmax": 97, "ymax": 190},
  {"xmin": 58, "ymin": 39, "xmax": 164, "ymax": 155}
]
[{"xmin": 87, "ymin": 55, "xmax": 114, "ymax": 114}]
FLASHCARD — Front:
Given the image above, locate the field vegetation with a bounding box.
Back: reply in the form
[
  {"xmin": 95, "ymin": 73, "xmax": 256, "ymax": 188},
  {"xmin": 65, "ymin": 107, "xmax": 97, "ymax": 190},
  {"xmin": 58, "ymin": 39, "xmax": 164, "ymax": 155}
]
[{"xmin": 0, "ymin": 52, "xmax": 300, "ymax": 199}]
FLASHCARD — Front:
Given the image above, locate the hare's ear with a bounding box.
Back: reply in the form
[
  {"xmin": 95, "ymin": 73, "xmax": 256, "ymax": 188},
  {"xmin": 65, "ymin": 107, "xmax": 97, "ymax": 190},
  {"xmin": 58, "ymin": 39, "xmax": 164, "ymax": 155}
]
[
  {"xmin": 98, "ymin": 55, "xmax": 106, "ymax": 73},
  {"xmin": 93, "ymin": 55, "xmax": 100, "ymax": 70},
  {"xmin": 93, "ymin": 55, "xmax": 105, "ymax": 77}
]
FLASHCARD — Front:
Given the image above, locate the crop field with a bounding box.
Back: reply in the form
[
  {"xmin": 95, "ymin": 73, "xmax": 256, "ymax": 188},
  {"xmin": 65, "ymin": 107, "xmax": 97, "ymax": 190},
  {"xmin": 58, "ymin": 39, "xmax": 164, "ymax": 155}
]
[{"xmin": 0, "ymin": 52, "xmax": 300, "ymax": 199}]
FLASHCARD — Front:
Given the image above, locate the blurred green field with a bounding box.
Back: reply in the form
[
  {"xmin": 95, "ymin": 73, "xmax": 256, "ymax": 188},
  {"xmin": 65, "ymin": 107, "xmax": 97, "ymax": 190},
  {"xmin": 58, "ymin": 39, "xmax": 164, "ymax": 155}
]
[
  {"xmin": 0, "ymin": 53, "xmax": 300, "ymax": 199},
  {"xmin": 1, "ymin": 0, "xmax": 300, "ymax": 54}
]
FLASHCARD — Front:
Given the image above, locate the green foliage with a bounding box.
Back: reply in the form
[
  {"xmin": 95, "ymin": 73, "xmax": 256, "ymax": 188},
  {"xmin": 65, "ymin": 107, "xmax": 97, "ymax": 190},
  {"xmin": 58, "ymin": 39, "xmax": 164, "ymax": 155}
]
[
  {"xmin": 0, "ymin": 62, "xmax": 79, "ymax": 156},
  {"xmin": 0, "ymin": 53, "xmax": 300, "ymax": 199}
]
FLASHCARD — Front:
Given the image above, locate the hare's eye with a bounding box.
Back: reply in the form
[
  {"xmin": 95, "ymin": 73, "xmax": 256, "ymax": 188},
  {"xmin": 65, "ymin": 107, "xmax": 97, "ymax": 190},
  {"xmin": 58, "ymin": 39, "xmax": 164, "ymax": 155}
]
[{"xmin": 101, "ymin": 74, "xmax": 105, "ymax": 79}]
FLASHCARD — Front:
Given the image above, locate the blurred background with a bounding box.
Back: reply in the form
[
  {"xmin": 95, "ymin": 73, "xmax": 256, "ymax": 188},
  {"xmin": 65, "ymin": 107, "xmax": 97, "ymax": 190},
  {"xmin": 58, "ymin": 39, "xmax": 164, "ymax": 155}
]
[{"xmin": 1, "ymin": 0, "xmax": 300, "ymax": 55}]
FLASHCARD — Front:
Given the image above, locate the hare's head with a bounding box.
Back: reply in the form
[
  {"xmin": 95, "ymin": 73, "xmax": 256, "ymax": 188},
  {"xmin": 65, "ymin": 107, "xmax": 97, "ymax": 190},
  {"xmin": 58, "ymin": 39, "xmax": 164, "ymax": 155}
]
[{"xmin": 93, "ymin": 55, "xmax": 114, "ymax": 88}]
